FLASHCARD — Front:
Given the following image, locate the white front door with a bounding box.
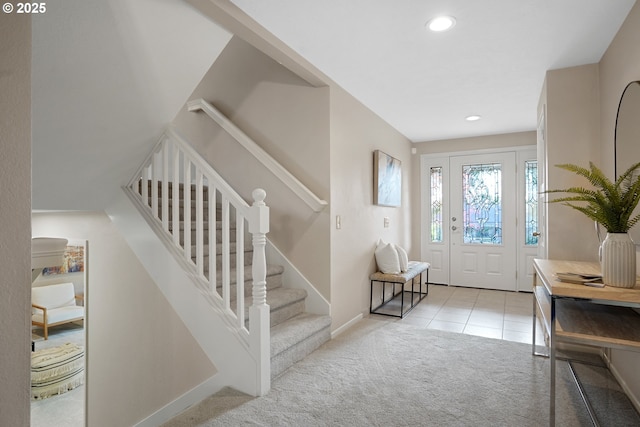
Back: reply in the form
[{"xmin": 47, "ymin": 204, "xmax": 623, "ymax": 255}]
[
  {"xmin": 449, "ymin": 152, "xmax": 516, "ymax": 290},
  {"xmin": 420, "ymin": 157, "xmax": 450, "ymax": 285},
  {"xmin": 421, "ymin": 148, "xmax": 538, "ymax": 291}
]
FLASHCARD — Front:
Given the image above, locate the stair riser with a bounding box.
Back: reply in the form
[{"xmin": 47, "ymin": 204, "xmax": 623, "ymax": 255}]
[
  {"xmin": 178, "ymin": 229, "xmax": 239, "ymax": 245},
  {"xmin": 239, "ymin": 299, "xmax": 307, "ymax": 332},
  {"xmin": 239, "ymin": 299, "xmax": 306, "ymax": 330},
  {"xmin": 271, "ymin": 326, "xmax": 331, "ymax": 379},
  {"xmin": 139, "ymin": 181, "xmax": 210, "ymax": 199},
  {"xmin": 193, "ymin": 253, "xmax": 252, "ymax": 269},
  {"xmin": 157, "ymin": 207, "xmax": 232, "ymax": 223},
  {"xmin": 147, "ymin": 195, "xmax": 227, "ymax": 214},
  {"xmin": 268, "ymin": 300, "xmax": 305, "ymax": 328},
  {"xmin": 214, "ymin": 271, "xmax": 283, "ymax": 301}
]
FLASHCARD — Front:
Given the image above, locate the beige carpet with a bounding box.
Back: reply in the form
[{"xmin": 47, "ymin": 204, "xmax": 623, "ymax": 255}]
[{"xmin": 164, "ymin": 318, "xmax": 639, "ymax": 426}]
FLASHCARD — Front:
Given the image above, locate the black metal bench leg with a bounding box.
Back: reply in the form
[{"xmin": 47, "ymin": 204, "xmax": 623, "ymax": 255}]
[
  {"xmin": 426, "ymin": 270, "xmax": 429, "ymax": 295},
  {"xmin": 370, "ymin": 280, "xmax": 374, "ymax": 313}
]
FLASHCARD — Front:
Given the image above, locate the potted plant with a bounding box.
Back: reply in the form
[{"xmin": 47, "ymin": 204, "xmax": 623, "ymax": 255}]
[{"xmin": 546, "ymin": 161, "xmax": 640, "ymax": 287}]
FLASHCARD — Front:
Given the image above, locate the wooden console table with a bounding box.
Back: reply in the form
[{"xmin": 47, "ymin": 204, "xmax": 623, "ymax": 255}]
[{"xmin": 532, "ymin": 259, "xmax": 640, "ymax": 426}]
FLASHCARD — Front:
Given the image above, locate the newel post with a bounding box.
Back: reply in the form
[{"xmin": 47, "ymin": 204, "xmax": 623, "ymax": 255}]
[{"xmin": 249, "ymin": 188, "xmax": 270, "ymax": 395}]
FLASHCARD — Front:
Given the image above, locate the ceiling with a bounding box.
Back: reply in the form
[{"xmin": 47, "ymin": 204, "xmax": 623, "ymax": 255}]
[
  {"xmin": 229, "ymin": 0, "xmax": 636, "ymax": 142},
  {"xmin": 30, "ymin": 0, "xmax": 636, "ymax": 211}
]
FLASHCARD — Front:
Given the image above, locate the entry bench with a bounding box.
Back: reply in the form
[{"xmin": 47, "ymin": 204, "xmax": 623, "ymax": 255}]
[{"xmin": 370, "ymin": 261, "xmax": 430, "ymax": 318}]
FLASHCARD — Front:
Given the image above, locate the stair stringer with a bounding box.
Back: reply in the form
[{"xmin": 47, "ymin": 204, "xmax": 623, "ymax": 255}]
[
  {"xmin": 265, "ymin": 240, "xmax": 330, "ymax": 316},
  {"xmin": 107, "ymin": 191, "xmax": 262, "ymax": 400}
]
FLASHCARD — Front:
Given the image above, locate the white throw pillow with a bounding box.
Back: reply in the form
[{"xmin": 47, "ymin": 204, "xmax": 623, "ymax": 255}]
[
  {"xmin": 375, "ymin": 241, "xmax": 401, "ymax": 274},
  {"xmin": 396, "ymin": 245, "xmax": 409, "ymax": 272}
]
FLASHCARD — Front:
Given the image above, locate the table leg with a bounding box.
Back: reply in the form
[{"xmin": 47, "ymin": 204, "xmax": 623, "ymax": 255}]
[
  {"xmin": 532, "ymin": 273, "xmax": 537, "ymax": 355},
  {"xmin": 549, "ymin": 296, "xmax": 556, "ymax": 427}
]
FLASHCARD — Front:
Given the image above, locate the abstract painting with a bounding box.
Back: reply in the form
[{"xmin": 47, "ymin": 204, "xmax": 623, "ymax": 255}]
[{"xmin": 374, "ymin": 150, "xmax": 402, "ymax": 207}]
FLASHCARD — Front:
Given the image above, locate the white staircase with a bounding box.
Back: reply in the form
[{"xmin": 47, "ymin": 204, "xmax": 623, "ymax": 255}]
[
  {"xmin": 123, "ymin": 127, "xmax": 330, "ymax": 396},
  {"xmin": 164, "ymin": 183, "xmax": 331, "ymax": 379}
]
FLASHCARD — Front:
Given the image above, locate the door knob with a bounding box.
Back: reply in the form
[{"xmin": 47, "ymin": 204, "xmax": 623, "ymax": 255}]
[{"xmin": 452, "ymin": 226, "xmax": 457, "ymax": 231}]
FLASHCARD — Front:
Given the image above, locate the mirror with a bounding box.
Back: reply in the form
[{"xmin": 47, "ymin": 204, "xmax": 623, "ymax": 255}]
[
  {"xmin": 31, "ymin": 239, "xmax": 87, "ymax": 426},
  {"xmin": 615, "ymin": 80, "xmax": 640, "ymax": 245}
]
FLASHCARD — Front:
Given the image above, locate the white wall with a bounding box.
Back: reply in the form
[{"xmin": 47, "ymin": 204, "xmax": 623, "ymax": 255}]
[
  {"xmin": 541, "ymin": 64, "xmax": 602, "ymax": 262},
  {"xmin": 597, "ymin": 1, "xmax": 640, "ymax": 407},
  {"xmin": 0, "ymin": 13, "xmax": 31, "ymax": 427},
  {"xmin": 32, "ymin": 212, "xmax": 217, "ymax": 427},
  {"xmin": 173, "ymin": 36, "xmax": 332, "ymax": 301},
  {"xmin": 330, "ymin": 86, "xmax": 413, "ymax": 330}
]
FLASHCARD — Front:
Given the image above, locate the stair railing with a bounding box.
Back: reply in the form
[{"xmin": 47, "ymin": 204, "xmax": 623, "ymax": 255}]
[
  {"xmin": 125, "ymin": 126, "xmax": 270, "ymax": 394},
  {"xmin": 187, "ymin": 98, "xmax": 328, "ymax": 213}
]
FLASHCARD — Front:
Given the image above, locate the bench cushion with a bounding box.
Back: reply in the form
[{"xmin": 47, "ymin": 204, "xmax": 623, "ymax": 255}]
[
  {"xmin": 370, "ymin": 261, "xmax": 430, "ymax": 283},
  {"xmin": 32, "ymin": 282, "xmax": 77, "ymax": 313}
]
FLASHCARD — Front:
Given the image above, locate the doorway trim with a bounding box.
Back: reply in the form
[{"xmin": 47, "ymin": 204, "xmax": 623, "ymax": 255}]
[{"xmin": 420, "ymin": 145, "xmax": 537, "ymax": 291}]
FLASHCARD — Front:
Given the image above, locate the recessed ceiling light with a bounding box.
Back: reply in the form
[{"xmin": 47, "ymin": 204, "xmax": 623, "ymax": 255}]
[
  {"xmin": 426, "ymin": 16, "xmax": 456, "ymax": 32},
  {"xmin": 465, "ymin": 115, "xmax": 481, "ymax": 121}
]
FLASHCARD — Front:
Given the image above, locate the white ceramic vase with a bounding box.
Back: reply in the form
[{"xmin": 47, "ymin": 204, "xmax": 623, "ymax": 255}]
[{"xmin": 601, "ymin": 232, "xmax": 636, "ymax": 288}]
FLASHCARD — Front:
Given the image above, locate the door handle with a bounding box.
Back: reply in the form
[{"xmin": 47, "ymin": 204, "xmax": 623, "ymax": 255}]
[
  {"xmin": 532, "ymin": 231, "xmax": 540, "ymax": 237},
  {"xmin": 451, "ymin": 226, "xmax": 457, "ymax": 231}
]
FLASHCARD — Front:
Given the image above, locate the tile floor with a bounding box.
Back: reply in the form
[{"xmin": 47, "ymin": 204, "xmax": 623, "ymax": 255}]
[{"xmin": 371, "ymin": 284, "xmax": 545, "ymax": 345}]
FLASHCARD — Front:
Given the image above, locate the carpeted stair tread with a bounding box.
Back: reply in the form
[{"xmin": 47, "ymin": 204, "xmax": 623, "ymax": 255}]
[
  {"xmin": 214, "ymin": 264, "xmax": 284, "ymax": 285},
  {"xmin": 150, "ymin": 198, "xmax": 211, "ymax": 208},
  {"xmin": 266, "ymin": 288, "xmax": 307, "ymax": 312},
  {"xmin": 168, "ymin": 221, "xmax": 211, "ymax": 232},
  {"xmin": 270, "ymin": 312, "xmax": 331, "ymax": 358},
  {"xmin": 242, "ymin": 287, "xmax": 307, "ymax": 321},
  {"xmin": 169, "ymin": 220, "xmax": 239, "ymax": 231},
  {"xmin": 191, "ymin": 242, "xmax": 253, "ymax": 258}
]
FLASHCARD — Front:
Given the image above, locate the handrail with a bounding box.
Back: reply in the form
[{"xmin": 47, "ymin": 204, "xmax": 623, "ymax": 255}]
[
  {"xmin": 187, "ymin": 98, "xmax": 328, "ymax": 213},
  {"xmin": 125, "ymin": 127, "xmax": 271, "ymax": 395}
]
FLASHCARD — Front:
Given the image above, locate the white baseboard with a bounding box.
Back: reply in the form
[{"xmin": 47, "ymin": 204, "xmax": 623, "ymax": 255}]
[
  {"xmin": 133, "ymin": 375, "xmax": 224, "ymax": 427},
  {"xmin": 331, "ymin": 313, "xmax": 363, "ymax": 339}
]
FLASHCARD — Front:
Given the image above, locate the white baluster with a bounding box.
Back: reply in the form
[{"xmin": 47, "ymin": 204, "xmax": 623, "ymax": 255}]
[
  {"xmin": 141, "ymin": 166, "xmax": 149, "ymax": 206},
  {"xmin": 171, "ymin": 145, "xmax": 180, "ymax": 247},
  {"xmin": 183, "ymin": 159, "xmax": 192, "ymax": 261},
  {"xmin": 161, "ymin": 140, "xmax": 169, "ymax": 232},
  {"xmin": 236, "ymin": 210, "xmax": 245, "ymax": 329},
  {"xmin": 249, "ymin": 188, "xmax": 270, "ymax": 395},
  {"xmin": 151, "ymin": 150, "xmax": 159, "ymax": 219},
  {"xmin": 196, "ymin": 169, "xmax": 204, "ymax": 277},
  {"xmin": 209, "ymin": 186, "xmax": 217, "ymax": 293},
  {"xmin": 222, "ymin": 197, "xmax": 230, "ymax": 310}
]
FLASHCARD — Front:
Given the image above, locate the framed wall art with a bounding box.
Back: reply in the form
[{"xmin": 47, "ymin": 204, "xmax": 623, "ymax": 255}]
[{"xmin": 373, "ymin": 150, "xmax": 402, "ymax": 207}]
